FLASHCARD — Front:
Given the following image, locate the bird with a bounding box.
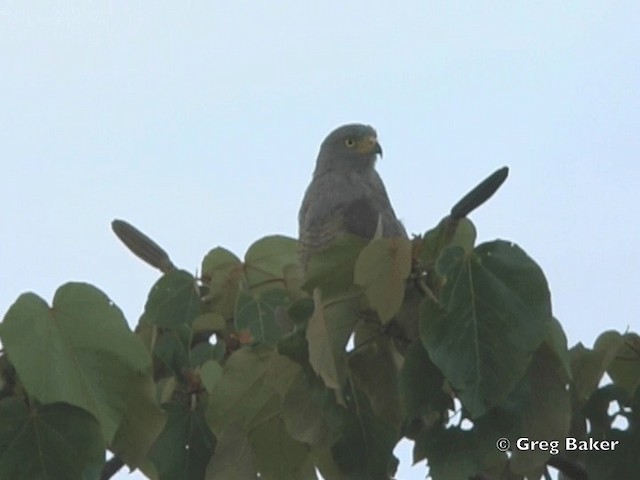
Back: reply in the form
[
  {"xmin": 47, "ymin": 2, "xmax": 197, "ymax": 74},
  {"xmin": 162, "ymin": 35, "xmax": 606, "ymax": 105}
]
[{"xmin": 298, "ymin": 123, "xmax": 407, "ymax": 270}]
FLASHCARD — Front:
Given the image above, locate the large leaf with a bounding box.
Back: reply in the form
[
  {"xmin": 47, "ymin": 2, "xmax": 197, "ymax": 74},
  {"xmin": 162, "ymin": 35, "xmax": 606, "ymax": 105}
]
[
  {"xmin": 348, "ymin": 335, "xmax": 403, "ymax": 431},
  {"xmin": 207, "ymin": 348, "xmax": 277, "ymax": 434},
  {"xmin": 606, "ymin": 332, "xmax": 640, "ymax": 396},
  {"xmin": 306, "ymin": 290, "xmax": 360, "ymax": 399},
  {"xmin": 0, "ymin": 399, "xmax": 104, "ymax": 480},
  {"xmin": 416, "ymin": 423, "xmax": 506, "ymax": 480},
  {"xmin": 244, "ymin": 235, "xmax": 298, "ymax": 291},
  {"xmin": 110, "ymin": 375, "xmax": 167, "ymax": 469},
  {"xmin": 198, "ymin": 359, "xmax": 223, "ymax": 394},
  {"xmin": 416, "ymin": 402, "xmax": 515, "ymax": 479},
  {"xmin": 145, "ymin": 270, "xmax": 202, "ymax": 329},
  {"xmin": 282, "ymin": 371, "xmax": 334, "ymax": 446},
  {"xmin": 278, "ymin": 329, "xmax": 313, "ymax": 368},
  {"xmin": 206, "ymin": 347, "xmax": 300, "ymax": 435},
  {"xmin": 206, "ymin": 348, "xmax": 308, "ymax": 478},
  {"xmin": 398, "ymin": 341, "xmax": 451, "ymax": 442},
  {"xmin": 204, "ymin": 425, "xmax": 258, "ymax": 480},
  {"xmin": 201, "ymin": 247, "xmax": 243, "ymax": 319},
  {"xmin": 192, "ymin": 312, "xmax": 226, "ymax": 335},
  {"xmin": 147, "ymin": 403, "xmax": 215, "ymax": 480},
  {"xmin": 202, "ymin": 246, "xmax": 241, "ymax": 278},
  {"xmin": 570, "ymin": 330, "xmax": 625, "ymax": 403},
  {"xmin": 283, "ymin": 262, "xmax": 306, "ymax": 301},
  {"xmin": 235, "ymin": 288, "xmax": 290, "ymax": 345},
  {"xmin": 249, "ymin": 415, "xmax": 317, "ymax": 480},
  {"xmin": 330, "ymin": 388, "xmax": 398, "ymax": 480},
  {"xmin": 420, "ymin": 241, "xmax": 551, "ymax": 417},
  {"xmin": 302, "ymin": 235, "xmax": 367, "ymax": 298},
  {"xmin": 545, "ymin": 316, "xmax": 572, "ymax": 380},
  {"xmin": 312, "ymin": 446, "xmax": 352, "ymax": 480},
  {"xmin": 153, "ymin": 328, "xmax": 191, "ymax": 378},
  {"xmin": 510, "ymin": 343, "xmax": 571, "ymax": 475},
  {"xmin": 354, "ymin": 236, "xmax": 412, "ymax": 323},
  {"xmin": 419, "ymin": 217, "xmax": 476, "ymax": 267},
  {"xmin": 0, "ymin": 283, "xmax": 151, "ymax": 442}
]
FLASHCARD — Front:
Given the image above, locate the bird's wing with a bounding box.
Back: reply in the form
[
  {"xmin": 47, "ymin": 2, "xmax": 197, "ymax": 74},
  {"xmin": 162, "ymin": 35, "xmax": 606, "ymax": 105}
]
[{"xmin": 298, "ymin": 172, "xmax": 406, "ymax": 268}]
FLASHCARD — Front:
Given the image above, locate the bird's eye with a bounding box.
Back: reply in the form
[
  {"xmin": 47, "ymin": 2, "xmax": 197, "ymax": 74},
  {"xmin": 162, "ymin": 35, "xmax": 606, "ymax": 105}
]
[{"xmin": 344, "ymin": 138, "xmax": 356, "ymax": 148}]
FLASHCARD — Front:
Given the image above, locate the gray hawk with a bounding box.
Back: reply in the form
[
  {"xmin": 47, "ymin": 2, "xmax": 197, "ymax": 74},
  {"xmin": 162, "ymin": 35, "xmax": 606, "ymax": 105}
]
[{"xmin": 298, "ymin": 123, "xmax": 407, "ymax": 270}]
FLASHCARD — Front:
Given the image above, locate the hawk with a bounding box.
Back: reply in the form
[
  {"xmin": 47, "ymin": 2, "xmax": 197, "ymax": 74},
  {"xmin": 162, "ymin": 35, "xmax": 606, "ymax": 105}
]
[{"xmin": 298, "ymin": 123, "xmax": 407, "ymax": 270}]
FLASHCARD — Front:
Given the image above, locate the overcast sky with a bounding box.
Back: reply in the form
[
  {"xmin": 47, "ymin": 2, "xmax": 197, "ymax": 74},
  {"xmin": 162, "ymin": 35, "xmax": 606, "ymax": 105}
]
[{"xmin": 1, "ymin": 2, "xmax": 639, "ymax": 479}]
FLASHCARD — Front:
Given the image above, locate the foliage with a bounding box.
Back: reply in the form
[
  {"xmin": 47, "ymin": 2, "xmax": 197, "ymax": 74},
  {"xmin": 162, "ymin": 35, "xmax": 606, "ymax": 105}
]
[{"xmin": 1, "ymin": 169, "xmax": 639, "ymax": 480}]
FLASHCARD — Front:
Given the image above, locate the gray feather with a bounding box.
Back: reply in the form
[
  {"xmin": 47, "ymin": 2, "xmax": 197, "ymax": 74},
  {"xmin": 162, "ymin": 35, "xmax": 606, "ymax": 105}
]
[{"xmin": 298, "ymin": 124, "xmax": 406, "ymax": 269}]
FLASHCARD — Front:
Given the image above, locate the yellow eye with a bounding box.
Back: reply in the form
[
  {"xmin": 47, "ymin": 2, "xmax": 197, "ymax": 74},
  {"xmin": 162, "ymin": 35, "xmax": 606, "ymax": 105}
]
[{"xmin": 344, "ymin": 138, "xmax": 356, "ymax": 148}]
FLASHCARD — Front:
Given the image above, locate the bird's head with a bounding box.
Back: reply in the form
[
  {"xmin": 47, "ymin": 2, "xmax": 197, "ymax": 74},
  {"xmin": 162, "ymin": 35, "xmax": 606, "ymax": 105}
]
[{"xmin": 314, "ymin": 123, "xmax": 382, "ymax": 175}]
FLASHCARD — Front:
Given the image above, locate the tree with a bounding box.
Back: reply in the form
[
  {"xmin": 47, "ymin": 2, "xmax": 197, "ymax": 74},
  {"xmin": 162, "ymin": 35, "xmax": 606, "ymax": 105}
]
[{"xmin": 0, "ymin": 168, "xmax": 637, "ymax": 480}]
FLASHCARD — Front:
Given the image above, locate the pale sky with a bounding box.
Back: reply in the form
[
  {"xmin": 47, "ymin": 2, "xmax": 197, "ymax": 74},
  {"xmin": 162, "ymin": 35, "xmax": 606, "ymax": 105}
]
[{"xmin": 1, "ymin": 2, "xmax": 639, "ymax": 479}]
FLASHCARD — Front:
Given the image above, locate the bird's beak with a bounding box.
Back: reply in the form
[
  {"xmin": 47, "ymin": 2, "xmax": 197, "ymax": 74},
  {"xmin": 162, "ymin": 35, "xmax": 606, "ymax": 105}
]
[
  {"xmin": 359, "ymin": 135, "xmax": 383, "ymax": 157},
  {"xmin": 374, "ymin": 139, "xmax": 383, "ymax": 157}
]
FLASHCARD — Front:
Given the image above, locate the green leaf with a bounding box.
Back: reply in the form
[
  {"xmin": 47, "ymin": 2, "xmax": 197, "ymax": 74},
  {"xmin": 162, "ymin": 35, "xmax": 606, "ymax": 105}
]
[
  {"xmin": 110, "ymin": 375, "xmax": 167, "ymax": 469},
  {"xmin": 0, "ymin": 399, "xmax": 104, "ymax": 480},
  {"xmin": 607, "ymin": 332, "xmax": 640, "ymax": 396},
  {"xmin": 154, "ymin": 329, "xmax": 191, "ymax": 378},
  {"xmin": 312, "ymin": 446, "xmax": 352, "ymax": 480},
  {"xmin": 419, "ymin": 217, "xmax": 476, "ymax": 267},
  {"xmin": 448, "ymin": 218, "xmax": 477, "ymax": 251},
  {"xmin": 145, "ymin": 270, "xmax": 202, "ymax": 329},
  {"xmin": 416, "ymin": 424, "xmax": 506, "ymax": 480},
  {"xmin": 420, "ymin": 241, "xmax": 551, "ymax": 417},
  {"xmin": 235, "ymin": 289, "xmax": 290, "ymax": 345},
  {"xmin": 354, "ymin": 236, "xmax": 412, "ymax": 323},
  {"xmin": 287, "ymin": 298, "xmax": 315, "ymax": 327},
  {"xmin": 545, "ymin": 316, "xmax": 572, "ymax": 381},
  {"xmin": 302, "ymin": 235, "xmax": 367, "ymax": 298},
  {"xmin": 250, "ymin": 415, "xmax": 317, "ymax": 480},
  {"xmin": 331, "ymin": 389, "xmax": 398, "ymax": 480},
  {"xmin": 283, "ymin": 263, "xmax": 306, "ymax": 300},
  {"xmin": 278, "ymin": 330, "xmax": 312, "ymax": 368},
  {"xmin": 190, "ymin": 341, "xmax": 224, "ymax": 367},
  {"xmin": 204, "ymin": 425, "xmax": 258, "ymax": 480},
  {"xmin": 198, "ymin": 360, "xmax": 223, "ymax": 394},
  {"xmin": 202, "ymin": 247, "xmax": 241, "ymax": 278},
  {"xmin": 206, "ymin": 348, "xmax": 300, "ymax": 435},
  {"xmin": 570, "ymin": 330, "xmax": 625, "ymax": 402},
  {"xmin": 201, "ymin": 247, "xmax": 242, "ymax": 319},
  {"xmin": 569, "ymin": 344, "xmax": 601, "ymax": 402},
  {"xmin": 207, "ymin": 348, "xmax": 276, "ymax": 435},
  {"xmin": 192, "ymin": 312, "xmax": 226, "ymax": 333},
  {"xmin": 416, "ymin": 404, "xmax": 514, "ymax": 479},
  {"xmin": 0, "ymin": 283, "xmax": 151, "ymax": 442},
  {"xmin": 282, "ymin": 372, "xmax": 331, "ymax": 445},
  {"xmin": 398, "ymin": 341, "xmax": 451, "ymax": 441},
  {"xmin": 510, "ymin": 343, "xmax": 571, "ymax": 475},
  {"xmin": 244, "ymin": 235, "xmax": 298, "ymax": 290},
  {"xmin": 306, "ymin": 291, "xmax": 360, "ymax": 399},
  {"xmin": 148, "ymin": 403, "xmax": 215, "ymax": 480},
  {"xmin": 348, "ymin": 335, "xmax": 403, "ymax": 431},
  {"xmin": 352, "ymin": 315, "xmax": 383, "ymax": 350},
  {"xmin": 205, "ymin": 348, "xmax": 311, "ymax": 479}
]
